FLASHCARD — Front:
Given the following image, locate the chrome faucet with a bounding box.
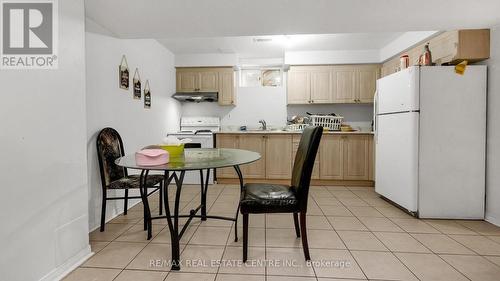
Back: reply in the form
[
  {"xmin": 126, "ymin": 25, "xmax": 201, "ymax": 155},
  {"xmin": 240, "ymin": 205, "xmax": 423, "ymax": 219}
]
[{"xmin": 259, "ymin": 119, "xmax": 267, "ymax": 131}]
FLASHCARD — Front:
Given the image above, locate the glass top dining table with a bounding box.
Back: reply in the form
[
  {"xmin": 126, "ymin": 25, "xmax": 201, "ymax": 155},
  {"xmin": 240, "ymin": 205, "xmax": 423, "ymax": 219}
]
[
  {"xmin": 115, "ymin": 148, "xmax": 261, "ymax": 270},
  {"xmin": 116, "ymin": 148, "xmax": 261, "ymax": 171}
]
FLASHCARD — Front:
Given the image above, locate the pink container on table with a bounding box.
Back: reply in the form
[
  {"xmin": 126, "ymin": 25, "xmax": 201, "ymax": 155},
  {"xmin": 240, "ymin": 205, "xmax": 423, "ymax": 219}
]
[{"xmin": 135, "ymin": 149, "xmax": 169, "ymax": 166}]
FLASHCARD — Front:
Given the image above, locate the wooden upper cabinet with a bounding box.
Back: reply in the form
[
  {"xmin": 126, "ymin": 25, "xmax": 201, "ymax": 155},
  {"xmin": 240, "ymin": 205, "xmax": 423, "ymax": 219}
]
[
  {"xmin": 238, "ymin": 135, "xmax": 266, "ymax": 179},
  {"xmin": 357, "ymin": 65, "xmax": 379, "ymax": 103},
  {"xmin": 199, "ymin": 70, "xmax": 218, "ymax": 91},
  {"xmin": 319, "ymin": 135, "xmax": 344, "ymax": 180},
  {"xmin": 218, "ymin": 70, "xmax": 235, "ymax": 105},
  {"xmin": 310, "ymin": 67, "xmax": 332, "ymax": 104},
  {"xmin": 331, "ymin": 66, "xmax": 357, "ymax": 103},
  {"xmin": 176, "ymin": 71, "xmax": 199, "ymax": 92},
  {"xmin": 287, "ymin": 67, "xmax": 311, "ymax": 104},
  {"xmin": 266, "ymin": 135, "xmax": 293, "ymax": 179},
  {"xmin": 381, "ymin": 29, "xmax": 490, "ymax": 77},
  {"xmin": 176, "ymin": 67, "xmax": 235, "ymax": 106},
  {"xmin": 343, "ymin": 135, "xmax": 370, "ymax": 180}
]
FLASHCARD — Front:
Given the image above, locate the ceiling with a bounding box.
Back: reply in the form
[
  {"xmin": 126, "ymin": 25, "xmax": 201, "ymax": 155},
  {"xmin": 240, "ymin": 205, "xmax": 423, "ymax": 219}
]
[
  {"xmin": 157, "ymin": 33, "xmax": 403, "ymax": 57},
  {"xmin": 85, "ymin": 0, "xmax": 500, "ymax": 38}
]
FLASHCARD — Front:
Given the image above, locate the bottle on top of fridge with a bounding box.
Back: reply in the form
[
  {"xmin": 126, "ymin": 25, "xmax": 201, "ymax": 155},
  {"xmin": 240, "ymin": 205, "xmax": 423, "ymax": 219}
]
[{"xmin": 422, "ymin": 43, "xmax": 432, "ymax": 66}]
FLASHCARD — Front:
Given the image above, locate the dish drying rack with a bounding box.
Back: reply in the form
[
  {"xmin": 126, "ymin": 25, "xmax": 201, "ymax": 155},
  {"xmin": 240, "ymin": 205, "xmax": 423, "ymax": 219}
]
[{"xmin": 286, "ymin": 115, "xmax": 344, "ymax": 131}]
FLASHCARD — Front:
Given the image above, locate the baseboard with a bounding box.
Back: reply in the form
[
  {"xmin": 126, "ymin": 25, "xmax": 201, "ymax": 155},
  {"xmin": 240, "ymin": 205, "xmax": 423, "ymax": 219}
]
[
  {"xmin": 39, "ymin": 246, "xmax": 93, "ymax": 281},
  {"xmin": 216, "ymin": 178, "xmax": 375, "ymax": 187},
  {"xmin": 485, "ymin": 214, "xmax": 500, "ymax": 227}
]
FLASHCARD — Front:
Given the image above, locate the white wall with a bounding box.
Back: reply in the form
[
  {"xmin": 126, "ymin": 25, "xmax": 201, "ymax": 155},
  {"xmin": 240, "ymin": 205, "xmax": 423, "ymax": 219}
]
[
  {"xmin": 285, "ymin": 50, "xmax": 381, "ymax": 65},
  {"xmin": 0, "ymin": 1, "xmax": 89, "ymax": 281},
  {"xmin": 86, "ymin": 32, "xmax": 181, "ymax": 231},
  {"xmin": 379, "ymin": 31, "xmax": 439, "ymax": 61},
  {"xmin": 175, "ymin": 53, "xmax": 238, "ymax": 67},
  {"xmin": 484, "ymin": 24, "xmax": 500, "ymax": 226}
]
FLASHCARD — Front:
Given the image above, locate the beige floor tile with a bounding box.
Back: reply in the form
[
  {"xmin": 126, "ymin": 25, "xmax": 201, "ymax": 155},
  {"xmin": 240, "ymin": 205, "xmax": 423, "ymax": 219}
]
[
  {"xmin": 114, "ymin": 270, "xmax": 168, "ymax": 281},
  {"xmin": 306, "ymin": 215, "xmax": 334, "ymax": 230},
  {"xmin": 329, "ymin": 190, "xmax": 358, "ymax": 198},
  {"xmin": 227, "ymin": 226, "xmax": 265, "ymax": 247},
  {"xmin": 412, "ymin": 233, "xmax": 475, "ymax": 255},
  {"xmin": 391, "ymin": 218, "xmax": 440, "ymax": 233},
  {"xmin": 310, "ymin": 249, "xmax": 366, "ymax": 279},
  {"xmin": 338, "ymin": 197, "xmax": 369, "ymax": 207},
  {"xmin": 324, "ymin": 185, "xmax": 349, "ymax": 191},
  {"xmin": 150, "ymin": 225, "xmax": 197, "ymax": 244},
  {"xmin": 374, "ymin": 206, "xmax": 413, "ymax": 218},
  {"xmin": 307, "ymin": 229, "xmax": 346, "ymax": 249},
  {"xmin": 441, "ymin": 254, "xmax": 500, "ymax": 281},
  {"xmin": 374, "ymin": 232, "xmax": 430, "ymax": 253},
  {"xmin": 267, "ymin": 276, "xmax": 317, "ymax": 281},
  {"xmin": 266, "ymin": 247, "xmax": 315, "ymax": 277},
  {"xmin": 89, "ymin": 223, "xmax": 134, "ymax": 241},
  {"xmin": 164, "ymin": 272, "xmax": 216, "ymax": 281},
  {"xmin": 361, "ymin": 197, "xmax": 393, "ymax": 207},
  {"xmin": 317, "ymin": 279, "xmax": 366, "ymax": 281},
  {"xmin": 266, "ymin": 228, "xmax": 302, "ymax": 248},
  {"xmin": 315, "ymin": 196, "xmax": 343, "ymax": 206},
  {"xmin": 197, "ymin": 217, "xmax": 234, "ymax": 228},
  {"xmin": 215, "ymin": 274, "xmax": 265, "ymax": 281},
  {"xmin": 347, "ymin": 206, "xmax": 384, "ymax": 217},
  {"xmin": 266, "ymin": 214, "xmax": 297, "ymax": 228},
  {"xmin": 328, "ymin": 216, "xmax": 368, "ymax": 231},
  {"xmin": 126, "ymin": 243, "xmax": 176, "ymax": 271},
  {"xmin": 90, "ymin": 241, "xmax": 110, "ymax": 253},
  {"xmin": 237, "ymin": 214, "xmax": 265, "ymax": 228},
  {"xmin": 396, "ymin": 253, "xmax": 468, "ymax": 281},
  {"xmin": 351, "ymin": 251, "xmax": 417, "ymax": 281},
  {"xmin": 189, "ymin": 226, "xmax": 231, "ymax": 246},
  {"xmin": 83, "ymin": 242, "xmax": 146, "ymax": 269},
  {"xmin": 62, "ymin": 268, "xmax": 121, "ymax": 281},
  {"xmin": 320, "ymin": 205, "xmax": 354, "ymax": 216},
  {"xmin": 352, "ymin": 190, "xmax": 379, "ymax": 198},
  {"xmin": 219, "ymin": 246, "xmax": 266, "ymax": 275},
  {"xmin": 450, "ymin": 234, "xmax": 500, "ymax": 255},
  {"xmin": 115, "ymin": 224, "xmax": 163, "ymax": 242},
  {"xmin": 357, "ymin": 217, "xmax": 403, "ymax": 232},
  {"xmin": 109, "ymin": 210, "xmax": 144, "ymax": 224},
  {"xmin": 485, "ymin": 256, "xmax": 500, "ymax": 266},
  {"xmin": 178, "ymin": 245, "xmax": 225, "ymax": 273},
  {"xmin": 337, "ymin": 231, "xmax": 388, "ymax": 251},
  {"xmin": 488, "ymin": 235, "xmax": 500, "ymax": 244},
  {"xmin": 424, "ymin": 220, "xmax": 478, "ymax": 235},
  {"xmin": 456, "ymin": 220, "xmax": 500, "ymax": 235},
  {"xmin": 307, "ymin": 201, "xmax": 326, "ymax": 215}
]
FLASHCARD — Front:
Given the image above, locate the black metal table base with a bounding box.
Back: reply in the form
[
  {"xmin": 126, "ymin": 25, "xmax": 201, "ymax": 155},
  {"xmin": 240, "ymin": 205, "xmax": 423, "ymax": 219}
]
[{"xmin": 138, "ymin": 165, "xmax": 244, "ymax": 270}]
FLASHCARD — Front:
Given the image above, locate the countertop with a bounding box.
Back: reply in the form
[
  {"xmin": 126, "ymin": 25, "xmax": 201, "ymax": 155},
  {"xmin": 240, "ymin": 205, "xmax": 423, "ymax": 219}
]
[{"xmin": 215, "ymin": 130, "xmax": 374, "ymax": 135}]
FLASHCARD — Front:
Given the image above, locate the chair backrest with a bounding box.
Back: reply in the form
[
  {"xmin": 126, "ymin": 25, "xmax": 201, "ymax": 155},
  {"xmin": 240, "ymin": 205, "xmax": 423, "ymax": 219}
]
[
  {"xmin": 96, "ymin": 128, "xmax": 126, "ymax": 187},
  {"xmin": 291, "ymin": 126, "xmax": 323, "ymax": 212}
]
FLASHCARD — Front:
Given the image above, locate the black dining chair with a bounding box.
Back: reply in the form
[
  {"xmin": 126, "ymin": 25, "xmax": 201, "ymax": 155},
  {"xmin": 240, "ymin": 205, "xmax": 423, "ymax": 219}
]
[
  {"xmin": 239, "ymin": 126, "xmax": 323, "ymax": 261},
  {"xmin": 96, "ymin": 127, "xmax": 164, "ymax": 232}
]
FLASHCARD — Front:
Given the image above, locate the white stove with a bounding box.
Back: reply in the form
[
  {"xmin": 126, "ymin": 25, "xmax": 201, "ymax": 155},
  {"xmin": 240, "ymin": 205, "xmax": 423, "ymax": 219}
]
[{"xmin": 167, "ymin": 117, "xmax": 220, "ymax": 184}]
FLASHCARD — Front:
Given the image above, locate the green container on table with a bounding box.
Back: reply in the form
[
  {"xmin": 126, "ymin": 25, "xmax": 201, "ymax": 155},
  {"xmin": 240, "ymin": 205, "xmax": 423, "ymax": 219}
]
[{"xmin": 160, "ymin": 144, "xmax": 184, "ymax": 157}]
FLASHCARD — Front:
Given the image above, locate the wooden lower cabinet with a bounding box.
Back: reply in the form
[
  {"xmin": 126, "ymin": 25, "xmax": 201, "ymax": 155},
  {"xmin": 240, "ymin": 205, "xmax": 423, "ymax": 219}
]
[
  {"xmin": 216, "ymin": 134, "xmax": 239, "ymax": 178},
  {"xmin": 238, "ymin": 135, "xmax": 266, "ymax": 178},
  {"xmin": 266, "ymin": 135, "xmax": 293, "ymax": 179},
  {"xmin": 343, "ymin": 135, "xmax": 370, "ymax": 180},
  {"xmin": 216, "ymin": 133, "xmax": 374, "ymax": 183},
  {"xmin": 319, "ymin": 135, "xmax": 344, "ymax": 180}
]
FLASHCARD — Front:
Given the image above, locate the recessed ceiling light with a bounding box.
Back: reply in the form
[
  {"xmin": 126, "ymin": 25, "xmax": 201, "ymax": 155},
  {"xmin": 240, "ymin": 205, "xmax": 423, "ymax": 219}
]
[{"xmin": 253, "ymin": 38, "xmax": 273, "ymax": 43}]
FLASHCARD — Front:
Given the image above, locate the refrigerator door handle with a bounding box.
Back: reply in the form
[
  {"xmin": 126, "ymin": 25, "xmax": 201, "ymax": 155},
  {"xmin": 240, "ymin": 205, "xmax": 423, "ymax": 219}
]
[{"xmin": 373, "ymin": 90, "xmax": 378, "ymax": 143}]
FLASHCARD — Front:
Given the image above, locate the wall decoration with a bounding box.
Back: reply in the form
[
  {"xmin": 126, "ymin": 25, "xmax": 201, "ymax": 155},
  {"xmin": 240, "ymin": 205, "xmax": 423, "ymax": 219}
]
[
  {"xmin": 133, "ymin": 68, "xmax": 142, "ymax": 99},
  {"xmin": 119, "ymin": 55, "xmax": 129, "ymax": 90},
  {"xmin": 144, "ymin": 80, "xmax": 151, "ymax": 109}
]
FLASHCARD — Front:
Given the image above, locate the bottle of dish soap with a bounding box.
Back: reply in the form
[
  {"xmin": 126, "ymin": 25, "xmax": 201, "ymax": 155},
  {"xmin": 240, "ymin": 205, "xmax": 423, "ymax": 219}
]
[{"xmin": 422, "ymin": 43, "xmax": 432, "ymax": 66}]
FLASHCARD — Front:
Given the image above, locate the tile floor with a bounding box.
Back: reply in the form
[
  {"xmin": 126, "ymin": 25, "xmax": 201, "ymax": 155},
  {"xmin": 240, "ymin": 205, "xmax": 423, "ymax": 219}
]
[{"xmin": 65, "ymin": 184, "xmax": 500, "ymax": 281}]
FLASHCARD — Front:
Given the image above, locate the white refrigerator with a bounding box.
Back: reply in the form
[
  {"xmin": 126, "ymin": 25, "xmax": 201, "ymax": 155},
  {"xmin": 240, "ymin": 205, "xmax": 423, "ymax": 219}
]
[{"xmin": 375, "ymin": 66, "xmax": 486, "ymax": 219}]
